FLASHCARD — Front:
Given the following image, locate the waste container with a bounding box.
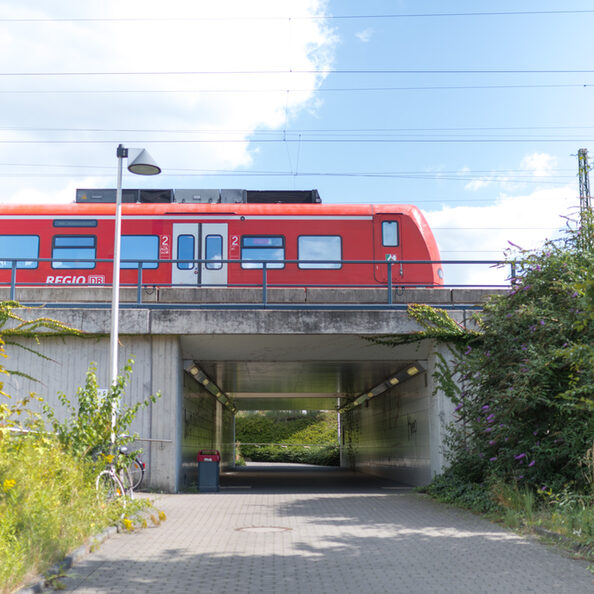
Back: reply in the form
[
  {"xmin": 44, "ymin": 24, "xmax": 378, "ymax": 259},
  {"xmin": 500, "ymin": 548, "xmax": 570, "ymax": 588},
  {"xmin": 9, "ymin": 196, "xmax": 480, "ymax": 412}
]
[{"xmin": 197, "ymin": 449, "xmax": 220, "ymax": 493}]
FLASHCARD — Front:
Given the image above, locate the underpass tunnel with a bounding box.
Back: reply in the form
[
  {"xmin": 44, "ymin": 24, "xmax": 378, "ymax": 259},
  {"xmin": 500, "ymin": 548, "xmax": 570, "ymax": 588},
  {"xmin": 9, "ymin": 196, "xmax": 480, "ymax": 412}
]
[{"xmin": 180, "ymin": 335, "xmax": 453, "ymax": 491}]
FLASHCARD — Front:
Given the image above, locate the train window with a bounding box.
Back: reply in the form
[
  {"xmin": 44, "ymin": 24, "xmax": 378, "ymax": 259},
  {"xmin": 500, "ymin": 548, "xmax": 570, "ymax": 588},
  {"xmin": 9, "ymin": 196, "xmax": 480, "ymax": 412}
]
[
  {"xmin": 52, "ymin": 236, "xmax": 96, "ymax": 269},
  {"xmin": 53, "ymin": 219, "xmax": 98, "ymax": 228},
  {"xmin": 382, "ymin": 221, "xmax": 399, "ymax": 247},
  {"xmin": 121, "ymin": 235, "xmax": 159, "ymax": 269},
  {"xmin": 0, "ymin": 235, "xmax": 39, "ymax": 269},
  {"xmin": 298, "ymin": 236, "xmax": 342, "ymax": 269},
  {"xmin": 241, "ymin": 236, "xmax": 285, "ymax": 269},
  {"xmin": 177, "ymin": 235, "xmax": 195, "ymax": 270},
  {"xmin": 205, "ymin": 235, "xmax": 223, "ymax": 270}
]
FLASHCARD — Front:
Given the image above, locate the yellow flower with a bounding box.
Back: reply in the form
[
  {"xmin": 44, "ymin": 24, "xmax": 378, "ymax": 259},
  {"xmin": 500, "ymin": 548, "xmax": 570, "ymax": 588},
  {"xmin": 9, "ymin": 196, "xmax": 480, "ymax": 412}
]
[
  {"xmin": 122, "ymin": 517, "xmax": 133, "ymax": 531},
  {"xmin": 2, "ymin": 478, "xmax": 16, "ymax": 492}
]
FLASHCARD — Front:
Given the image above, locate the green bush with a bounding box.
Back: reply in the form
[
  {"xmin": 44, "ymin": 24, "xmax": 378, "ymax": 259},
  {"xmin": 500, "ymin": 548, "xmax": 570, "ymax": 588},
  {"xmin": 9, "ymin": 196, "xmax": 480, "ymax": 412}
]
[
  {"xmin": 236, "ymin": 411, "xmax": 339, "ymax": 466},
  {"xmin": 0, "ymin": 431, "xmax": 124, "ymax": 593},
  {"xmin": 420, "ymin": 215, "xmax": 594, "ymax": 495}
]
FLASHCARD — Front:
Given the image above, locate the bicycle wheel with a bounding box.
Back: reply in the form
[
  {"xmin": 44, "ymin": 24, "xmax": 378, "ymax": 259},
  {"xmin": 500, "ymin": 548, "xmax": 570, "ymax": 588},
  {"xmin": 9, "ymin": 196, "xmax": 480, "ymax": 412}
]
[
  {"xmin": 118, "ymin": 467, "xmax": 135, "ymax": 499},
  {"xmin": 129, "ymin": 457, "xmax": 145, "ymax": 491},
  {"xmin": 96, "ymin": 470, "xmax": 126, "ymax": 504}
]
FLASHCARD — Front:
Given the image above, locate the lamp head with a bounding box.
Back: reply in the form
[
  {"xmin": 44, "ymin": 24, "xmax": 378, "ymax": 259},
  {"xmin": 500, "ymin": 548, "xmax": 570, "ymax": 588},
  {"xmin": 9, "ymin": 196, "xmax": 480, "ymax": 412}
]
[{"xmin": 127, "ymin": 148, "xmax": 161, "ymax": 176}]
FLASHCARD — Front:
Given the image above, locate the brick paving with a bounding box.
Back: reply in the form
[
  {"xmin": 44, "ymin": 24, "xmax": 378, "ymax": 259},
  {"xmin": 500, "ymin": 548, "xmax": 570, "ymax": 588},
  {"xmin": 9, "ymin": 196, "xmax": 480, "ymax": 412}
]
[{"xmin": 58, "ymin": 465, "xmax": 594, "ymax": 593}]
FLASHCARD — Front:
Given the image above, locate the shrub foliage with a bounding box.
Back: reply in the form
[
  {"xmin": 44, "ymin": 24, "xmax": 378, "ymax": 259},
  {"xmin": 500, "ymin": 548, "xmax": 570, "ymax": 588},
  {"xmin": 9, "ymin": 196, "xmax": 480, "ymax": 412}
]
[
  {"xmin": 444, "ymin": 215, "xmax": 594, "ymax": 494},
  {"xmin": 236, "ymin": 411, "xmax": 339, "ymax": 466},
  {"xmin": 378, "ymin": 215, "xmax": 594, "ymax": 505}
]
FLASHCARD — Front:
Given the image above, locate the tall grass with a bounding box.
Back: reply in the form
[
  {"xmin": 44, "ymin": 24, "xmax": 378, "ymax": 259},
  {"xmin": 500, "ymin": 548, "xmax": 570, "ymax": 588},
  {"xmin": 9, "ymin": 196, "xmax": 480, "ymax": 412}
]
[{"xmin": 0, "ymin": 432, "xmax": 125, "ymax": 593}]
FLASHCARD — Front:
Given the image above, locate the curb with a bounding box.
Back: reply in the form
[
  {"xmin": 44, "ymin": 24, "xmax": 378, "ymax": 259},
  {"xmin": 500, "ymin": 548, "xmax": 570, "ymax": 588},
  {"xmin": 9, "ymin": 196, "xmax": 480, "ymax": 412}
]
[
  {"xmin": 16, "ymin": 526, "xmax": 117, "ymax": 594},
  {"xmin": 532, "ymin": 526, "xmax": 594, "ymax": 558}
]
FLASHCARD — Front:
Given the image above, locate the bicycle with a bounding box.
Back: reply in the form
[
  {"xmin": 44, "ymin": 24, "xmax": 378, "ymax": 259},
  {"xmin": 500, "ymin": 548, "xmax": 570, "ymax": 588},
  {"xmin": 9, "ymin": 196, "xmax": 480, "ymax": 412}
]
[
  {"xmin": 127, "ymin": 455, "xmax": 145, "ymax": 491},
  {"xmin": 95, "ymin": 445, "xmax": 135, "ymax": 503}
]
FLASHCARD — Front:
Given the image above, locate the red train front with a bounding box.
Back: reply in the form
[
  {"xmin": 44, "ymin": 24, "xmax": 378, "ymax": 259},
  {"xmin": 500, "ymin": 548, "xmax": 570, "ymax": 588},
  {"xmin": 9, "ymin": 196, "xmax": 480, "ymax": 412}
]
[{"xmin": 0, "ymin": 191, "xmax": 443, "ymax": 289}]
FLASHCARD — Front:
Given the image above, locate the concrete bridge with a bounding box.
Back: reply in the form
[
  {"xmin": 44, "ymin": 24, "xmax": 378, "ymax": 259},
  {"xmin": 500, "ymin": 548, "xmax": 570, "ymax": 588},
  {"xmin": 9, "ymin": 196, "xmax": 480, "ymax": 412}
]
[{"xmin": 3, "ymin": 286, "xmax": 503, "ymax": 492}]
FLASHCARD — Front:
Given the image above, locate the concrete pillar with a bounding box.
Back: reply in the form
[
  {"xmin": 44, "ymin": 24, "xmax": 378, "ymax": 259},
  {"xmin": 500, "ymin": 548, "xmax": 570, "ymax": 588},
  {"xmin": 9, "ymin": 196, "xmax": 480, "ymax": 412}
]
[
  {"xmin": 427, "ymin": 340, "xmax": 459, "ymax": 479},
  {"xmin": 148, "ymin": 336, "xmax": 182, "ymax": 492}
]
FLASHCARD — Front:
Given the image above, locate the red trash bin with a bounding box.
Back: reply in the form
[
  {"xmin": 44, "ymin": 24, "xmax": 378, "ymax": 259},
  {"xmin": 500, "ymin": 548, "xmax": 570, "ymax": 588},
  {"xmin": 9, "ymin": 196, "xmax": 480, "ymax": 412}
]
[{"xmin": 197, "ymin": 449, "xmax": 220, "ymax": 492}]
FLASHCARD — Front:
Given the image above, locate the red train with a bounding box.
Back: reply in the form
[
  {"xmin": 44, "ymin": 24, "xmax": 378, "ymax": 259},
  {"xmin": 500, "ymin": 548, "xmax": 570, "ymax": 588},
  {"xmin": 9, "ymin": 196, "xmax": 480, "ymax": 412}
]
[{"xmin": 0, "ymin": 199, "xmax": 443, "ymax": 288}]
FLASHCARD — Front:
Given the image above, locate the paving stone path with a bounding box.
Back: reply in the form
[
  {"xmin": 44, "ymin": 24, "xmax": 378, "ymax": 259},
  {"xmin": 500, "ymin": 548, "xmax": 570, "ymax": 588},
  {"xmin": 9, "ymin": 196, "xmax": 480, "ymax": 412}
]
[{"xmin": 58, "ymin": 465, "xmax": 594, "ymax": 593}]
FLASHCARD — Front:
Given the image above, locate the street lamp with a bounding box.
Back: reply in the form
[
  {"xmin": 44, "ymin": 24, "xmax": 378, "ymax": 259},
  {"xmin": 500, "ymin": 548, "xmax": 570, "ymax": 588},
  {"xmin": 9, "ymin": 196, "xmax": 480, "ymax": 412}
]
[{"xmin": 110, "ymin": 144, "xmax": 161, "ymax": 395}]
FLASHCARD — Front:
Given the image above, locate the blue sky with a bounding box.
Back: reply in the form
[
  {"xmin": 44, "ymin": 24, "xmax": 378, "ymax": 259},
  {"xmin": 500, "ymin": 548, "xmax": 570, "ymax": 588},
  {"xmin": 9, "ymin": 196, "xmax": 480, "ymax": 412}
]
[{"xmin": 1, "ymin": 0, "xmax": 592, "ymax": 284}]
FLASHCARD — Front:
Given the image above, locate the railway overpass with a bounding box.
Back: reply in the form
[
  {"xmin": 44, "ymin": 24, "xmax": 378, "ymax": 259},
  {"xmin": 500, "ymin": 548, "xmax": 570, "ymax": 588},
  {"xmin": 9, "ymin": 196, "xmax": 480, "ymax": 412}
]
[{"xmin": 3, "ymin": 286, "xmax": 503, "ymax": 492}]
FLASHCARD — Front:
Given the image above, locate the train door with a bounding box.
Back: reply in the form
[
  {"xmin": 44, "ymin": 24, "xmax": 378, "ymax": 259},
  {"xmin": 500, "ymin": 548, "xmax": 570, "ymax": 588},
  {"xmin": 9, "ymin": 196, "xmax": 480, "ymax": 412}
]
[
  {"xmin": 172, "ymin": 223, "xmax": 228, "ymax": 286},
  {"xmin": 373, "ymin": 214, "xmax": 404, "ymax": 284}
]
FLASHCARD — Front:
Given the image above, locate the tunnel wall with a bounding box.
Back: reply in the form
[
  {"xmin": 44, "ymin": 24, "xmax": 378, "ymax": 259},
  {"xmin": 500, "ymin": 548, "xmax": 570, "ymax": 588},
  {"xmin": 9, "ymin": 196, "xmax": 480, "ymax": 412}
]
[
  {"xmin": 341, "ymin": 343, "xmax": 457, "ymax": 487},
  {"xmin": 341, "ymin": 372, "xmax": 431, "ymax": 486},
  {"xmin": 181, "ymin": 378, "xmax": 235, "ymax": 490}
]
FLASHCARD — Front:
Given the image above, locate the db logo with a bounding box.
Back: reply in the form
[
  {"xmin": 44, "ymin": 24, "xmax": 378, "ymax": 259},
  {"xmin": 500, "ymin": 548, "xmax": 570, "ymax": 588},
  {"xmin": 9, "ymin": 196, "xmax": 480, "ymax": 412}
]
[{"xmin": 88, "ymin": 275, "xmax": 105, "ymax": 284}]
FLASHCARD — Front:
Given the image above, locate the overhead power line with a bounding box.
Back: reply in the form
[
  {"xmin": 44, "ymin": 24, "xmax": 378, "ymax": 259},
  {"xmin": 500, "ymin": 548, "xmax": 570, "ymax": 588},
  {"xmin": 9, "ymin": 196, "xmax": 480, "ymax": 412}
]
[
  {"xmin": 1, "ymin": 10, "xmax": 593, "ymax": 23},
  {"xmin": 1, "ymin": 69, "xmax": 594, "ymax": 77},
  {"xmin": 1, "ymin": 83, "xmax": 592, "ymax": 94}
]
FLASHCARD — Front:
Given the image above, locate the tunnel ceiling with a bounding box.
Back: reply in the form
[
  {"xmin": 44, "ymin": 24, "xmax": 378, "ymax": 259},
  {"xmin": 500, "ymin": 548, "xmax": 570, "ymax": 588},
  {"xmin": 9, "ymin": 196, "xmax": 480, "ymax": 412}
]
[{"xmin": 181, "ymin": 335, "xmax": 431, "ymax": 411}]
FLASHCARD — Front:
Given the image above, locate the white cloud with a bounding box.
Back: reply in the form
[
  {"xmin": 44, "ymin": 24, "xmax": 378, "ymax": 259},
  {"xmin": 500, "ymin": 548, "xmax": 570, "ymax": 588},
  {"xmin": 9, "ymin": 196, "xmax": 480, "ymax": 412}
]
[
  {"xmin": 462, "ymin": 152, "xmax": 558, "ymax": 192},
  {"xmin": 0, "ymin": 0, "xmax": 337, "ymax": 202},
  {"xmin": 520, "ymin": 152, "xmax": 558, "ymax": 177},
  {"xmin": 355, "ymin": 28, "xmax": 373, "ymax": 43},
  {"xmin": 425, "ymin": 184, "xmax": 579, "ymax": 286}
]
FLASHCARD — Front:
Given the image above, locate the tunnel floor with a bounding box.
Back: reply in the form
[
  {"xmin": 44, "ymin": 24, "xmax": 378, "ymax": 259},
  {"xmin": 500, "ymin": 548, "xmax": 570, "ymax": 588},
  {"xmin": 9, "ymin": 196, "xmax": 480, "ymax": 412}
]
[{"xmin": 218, "ymin": 462, "xmax": 412, "ymax": 493}]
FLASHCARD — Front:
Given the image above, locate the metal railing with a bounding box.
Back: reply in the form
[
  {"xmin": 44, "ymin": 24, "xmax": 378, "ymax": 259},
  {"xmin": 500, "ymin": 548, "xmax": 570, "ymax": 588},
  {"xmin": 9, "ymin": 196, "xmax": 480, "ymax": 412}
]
[{"xmin": 1, "ymin": 257, "xmax": 514, "ymax": 307}]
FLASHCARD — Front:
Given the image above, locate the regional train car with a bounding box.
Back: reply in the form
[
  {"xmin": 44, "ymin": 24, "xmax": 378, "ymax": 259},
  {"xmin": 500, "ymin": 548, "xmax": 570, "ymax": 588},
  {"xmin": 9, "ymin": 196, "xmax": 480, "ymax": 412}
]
[{"xmin": 0, "ymin": 193, "xmax": 443, "ymax": 289}]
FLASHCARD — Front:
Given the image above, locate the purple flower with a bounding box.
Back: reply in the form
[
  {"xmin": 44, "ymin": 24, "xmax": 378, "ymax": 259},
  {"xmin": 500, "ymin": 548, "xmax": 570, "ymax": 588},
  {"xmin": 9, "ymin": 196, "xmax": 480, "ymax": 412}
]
[
  {"xmin": 481, "ymin": 405, "xmax": 490, "ymax": 411},
  {"xmin": 528, "ymin": 460, "xmax": 535, "ymax": 467},
  {"xmin": 540, "ymin": 320, "xmax": 545, "ymax": 326},
  {"xmin": 486, "ymin": 414, "xmax": 495, "ymax": 423},
  {"xmin": 488, "ymin": 440, "xmax": 497, "ymax": 446},
  {"xmin": 454, "ymin": 403, "xmax": 463, "ymax": 412},
  {"xmin": 465, "ymin": 346, "xmax": 472, "ymax": 355},
  {"xmin": 572, "ymin": 291, "xmax": 579, "ymax": 298},
  {"xmin": 489, "ymin": 457, "xmax": 498, "ymax": 462},
  {"xmin": 484, "ymin": 427, "xmax": 494, "ymax": 433},
  {"xmin": 514, "ymin": 453, "xmax": 527, "ymax": 460}
]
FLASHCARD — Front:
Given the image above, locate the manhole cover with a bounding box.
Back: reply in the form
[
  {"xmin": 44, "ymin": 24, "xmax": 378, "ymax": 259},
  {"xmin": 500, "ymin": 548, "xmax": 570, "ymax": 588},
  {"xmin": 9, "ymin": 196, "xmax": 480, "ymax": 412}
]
[{"xmin": 236, "ymin": 526, "xmax": 292, "ymax": 533}]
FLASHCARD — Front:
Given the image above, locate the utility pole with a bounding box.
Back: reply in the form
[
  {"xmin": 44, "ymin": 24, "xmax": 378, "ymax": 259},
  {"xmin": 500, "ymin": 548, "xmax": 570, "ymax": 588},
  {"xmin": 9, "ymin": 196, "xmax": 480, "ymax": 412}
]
[{"xmin": 578, "ymin": 148, "xmax": 591, "ymax": 213}]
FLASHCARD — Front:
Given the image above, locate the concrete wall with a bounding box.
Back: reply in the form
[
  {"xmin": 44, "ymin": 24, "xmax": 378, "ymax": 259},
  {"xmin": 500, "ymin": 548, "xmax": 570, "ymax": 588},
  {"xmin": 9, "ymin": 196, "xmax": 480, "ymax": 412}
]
[
  {"xmin": 341, "ymin": 342, "xmax": 457, "ymax": 487},
  {"xmin": 341, "ymin": 371, "xmax": 431, "ymax": 486},
  {"xmin": 180, "ymin": 376, "xmax": 235, "ymax": 491},
  {"xmin": 4, "ymin": 334, "xmax": 181, "ymax": 492}
]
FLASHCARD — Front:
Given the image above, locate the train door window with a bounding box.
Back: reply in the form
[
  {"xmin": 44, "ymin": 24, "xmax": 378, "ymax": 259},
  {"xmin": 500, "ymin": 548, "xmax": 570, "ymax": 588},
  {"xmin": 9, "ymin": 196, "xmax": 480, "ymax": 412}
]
[
  {"xmin": 382, "ymin": 221, "xmax": 399, "ymax": 247},
  {"xmin": 177, "ymin": 234, "xmax": 195, "ymax": 270},
  {"xmin": 205, "ymin": 235, "xmax": 223, "ymax": 270},
  {"xmin": 121, "ymin": 235, "xmax": 159, "ymax": 269},
  {"xmin": 52, "ymin": 236, "xmax": 96, "ymax": 269},
  {"xmin": 298, "ymin": 236, "xmax": 342, "ymax": 269},
  {"xmin": 0, "ymin": 235, "xmax": 39, "ymax": 269},
  {"xmin": 241, "ymin": 236, "xmax": 285, "ymax": 269}
]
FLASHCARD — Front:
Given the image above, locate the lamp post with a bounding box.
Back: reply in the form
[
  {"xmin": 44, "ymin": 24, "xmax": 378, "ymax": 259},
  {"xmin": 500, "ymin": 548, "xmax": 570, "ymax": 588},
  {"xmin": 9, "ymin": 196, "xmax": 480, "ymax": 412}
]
[{"xmin": 110, "ymin": 144, "xmax": 161, "ymax": 407}]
